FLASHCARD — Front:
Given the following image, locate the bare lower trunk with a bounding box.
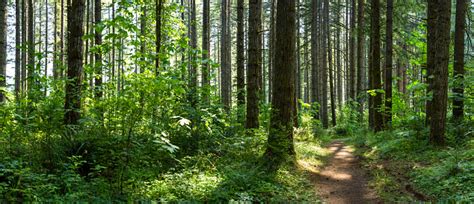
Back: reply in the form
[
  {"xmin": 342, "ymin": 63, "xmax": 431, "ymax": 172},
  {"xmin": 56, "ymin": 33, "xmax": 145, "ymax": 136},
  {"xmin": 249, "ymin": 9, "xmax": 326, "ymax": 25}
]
[{"xmin": 64, "ymin": 0, "xmax": 85, "ymax": 125}]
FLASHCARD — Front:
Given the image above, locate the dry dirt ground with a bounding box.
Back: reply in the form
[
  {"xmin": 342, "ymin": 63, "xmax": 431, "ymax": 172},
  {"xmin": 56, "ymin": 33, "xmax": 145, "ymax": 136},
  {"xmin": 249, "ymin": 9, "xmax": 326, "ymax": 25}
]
[{"xmin": 312, "ymin": 141, "xmax": 381, "ymax": 204}]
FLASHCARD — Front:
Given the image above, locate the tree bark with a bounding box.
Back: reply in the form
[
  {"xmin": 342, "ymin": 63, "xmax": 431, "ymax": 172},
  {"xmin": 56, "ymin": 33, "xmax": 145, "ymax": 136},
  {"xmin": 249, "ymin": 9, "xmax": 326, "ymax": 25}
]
[
  {"xmin": 384, "ymin": 0, "xmax": 393, "ymax": 128},
  {"xmin": 0, "ymin": 0, "xmax": 6, "ymax": 102},
  {"xmin": 320, "ymin": 0, "xmax": 329, "ymax": 128},
  {"xmin": 27, "ymin": 0, "xmax": 34, "ymax": 93},
  {"xmin": 94, "ymin": 0, "xmax": 102, "ymax": 99},
  {"xmin": 357, "ymin": 0, "xmax": 365, "ymax": 119},
  {"xmin": 311, "ymin": 0, "xmax": 320, "ymax": 120},
  {"xmin": 452, "ymin": 0, "xmax": 467, "ymax": 121},
  {"xmin": 237, "ymin": 0, "xmax": 245, "ymax": 107},
  {"xmin": 265, "ymin": 0, "xmax": 296, "ymax": 163},
  {"xmin": 202, "ymin": 0, "xmax": 210, "ymax": 104},
  {"xmin": 64, "ymin": 0, "xmax": 85, "ymax": 125},
  {"xmin": 349, "ymin": 0, "xmax": 356, "ymax": 100},
  {"xmin": 220, "ymin": 0, "xmax": 232, "ymax": 110},
  {"xmin": 246, "ymin": 0, "xmax": 262, "ymax": 129},
  {"xmin": 426, "ymin": 0, "xmax": 451, "ymax": 145},
  {"xmin": 328, "ymin": 21, "xmax": 336, "ymax": 127},
  {"xmin": 369, "ymin": 0, "xmax": 383, "ymax": 132},
  {"xmin": 155, "ymin": 0, "xmax": 163, "ymax": 74},
  {"xmin": 15, "ymin": 0, "xmax": 22, "ymax": 98}
]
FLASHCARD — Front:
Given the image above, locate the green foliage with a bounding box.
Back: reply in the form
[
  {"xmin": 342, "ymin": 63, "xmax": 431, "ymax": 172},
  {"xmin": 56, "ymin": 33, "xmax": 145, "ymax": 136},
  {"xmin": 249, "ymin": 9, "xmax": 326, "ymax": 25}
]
[{"xmin": 350, "ymin": 128, "xmax": 474, "ymax": 202}]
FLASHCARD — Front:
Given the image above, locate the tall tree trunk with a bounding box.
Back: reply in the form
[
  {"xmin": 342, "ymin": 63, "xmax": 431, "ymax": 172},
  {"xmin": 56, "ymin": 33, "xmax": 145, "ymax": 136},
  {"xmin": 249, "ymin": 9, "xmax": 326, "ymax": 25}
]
[
  {"xmin": 0, "ymin": 0, "xmax": 6, "ymax": 103},
  {"xmin": 356, "ymin": 0, "xmax": 365, "ymax": 119},
  {"xmin": 369, "ymin": 0, "xmax": 382, "ymax": 132},
  {"xmin": 426, "ymin": 0, "xmax": 451, "ymax": 145},
  {"xmin": 64, "ymin": 0, "xmax": 85, "ymax": 125},
  {"xmin": 303, "ymin": 20, "xmax": 309, "ymax": 103},
  {"xmin": 294, "ymin": 0, "xmax": 300, "ymax": 127},
  {"xmin": 328, "ymin": 22, "xmax": 336, "ymax": 127},
  {"xmin": 202, "ymin": 0, "xmax": 210, "ymax": 104},
  {"xmin": 60, "ymin": 0, "xmax": 64, "ymax": 78},
  {"xmin": 45, "ymin": 0, "xmax": 49, "ymax": 95},
  {"xmin": 237, "ymin": 0, "xmax": 245, "ymax": 107},
  {"xmin": 349, "ymin": 0, "xmax": 356, "ymax": 100},
  {"xmin": 311, "ymin": 0, "xmax": 319, "ymax": 120},
  {"xmin": 336, "ymin": 0, "xmax": 342, "ymax": 114},
  {"xmin": 140, "ymin": 3, "xmax": 146, "ymax": 73},
  {"xmin": 22, "ymin": 0, "xmax": 27, "ymax": 92},
  {"xmin": 246, "ymin": 0, "xmax": 262, "ymax": 129},
  {"xmin": 220, "ymin": 0, "xmax": 231, "ymax": 110},
  {"xmin": 268, "ymin": 0, "xmax": 276, "ymax": 103},
  {"xmin": 189, "ymin": 0, "xmax": 197, "ymax": 107},
  {"xmin": 320, "ymin": 0, "xmax": 329, "ymax": 128},
  {"xmin": 155, "ymin": 0, "xmax": 163, "ymax": 74},
  {"xmin": 27, "ymin": 0, "xmax": 34, "ymax": 93},
  {"xmin": 53, "ymin": 0, "xmax": 58, "ymax": 79},
  {"xmin": 15, "ymin": 0, "xmax": 22, "ymax": 98},
  {"xmin": 383, "ymin": 0, "xmax": 393, "ymax": 128},
  {"xmin": 452, "ymin": 0, "xmax": 467, "ymax": 121},
  {"xmin": 265, "ymin": 0, "xmax": 296, "ymax": 164},
  {"xmin": 94, "ymin": 0, "xmax": 102, "ymax": 99}
]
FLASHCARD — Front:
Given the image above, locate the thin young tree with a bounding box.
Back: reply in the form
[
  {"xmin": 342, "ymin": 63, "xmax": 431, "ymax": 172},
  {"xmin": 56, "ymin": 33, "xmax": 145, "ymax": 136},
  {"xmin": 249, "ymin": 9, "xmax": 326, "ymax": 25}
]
[
  {"xmin": 15, "ymin": 0, "xmax": 22, "ymax": 98},
  {"xmin": 426, "ymin": 0, "xmax": 451, "ymax": 145},
  {"xmin": 0, "ymin": 0, "xmax": 6, "ymax": 103},
  {"xmin": 452, "ymin": 0, "xmax": 467, "ymax": 121},
  {"xmin": 64, "ymin": 0, "xmax": 86, "ymax": 125},
  {"xmin": 265, "ymin": 0, "xmax": 296, "ymax": 164},
  {"xmin": 246, "ymin": 0, "xmax": 262, "ymax": 129}
]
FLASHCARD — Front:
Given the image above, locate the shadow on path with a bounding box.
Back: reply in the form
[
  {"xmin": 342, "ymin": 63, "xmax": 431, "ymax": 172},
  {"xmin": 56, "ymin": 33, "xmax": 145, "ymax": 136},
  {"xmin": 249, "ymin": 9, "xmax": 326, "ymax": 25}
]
[{"xmin": 310, "ymin": 140, "xmax": 380, "ymax": 204}]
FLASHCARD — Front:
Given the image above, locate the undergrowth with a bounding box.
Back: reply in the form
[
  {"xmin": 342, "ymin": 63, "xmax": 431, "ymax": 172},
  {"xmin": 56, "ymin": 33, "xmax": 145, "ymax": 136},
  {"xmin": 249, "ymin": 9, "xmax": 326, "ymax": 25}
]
[{"xmin": 344, "ymin": 119, "xmax": 473, "ymax": 202}]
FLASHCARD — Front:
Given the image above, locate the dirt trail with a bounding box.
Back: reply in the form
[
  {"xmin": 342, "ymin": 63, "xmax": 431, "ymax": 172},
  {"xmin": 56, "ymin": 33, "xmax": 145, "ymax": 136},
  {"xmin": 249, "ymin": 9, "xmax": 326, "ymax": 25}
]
[{"xmin": 313, "ymin": 141, "xmax": 380, "ymax": 204}]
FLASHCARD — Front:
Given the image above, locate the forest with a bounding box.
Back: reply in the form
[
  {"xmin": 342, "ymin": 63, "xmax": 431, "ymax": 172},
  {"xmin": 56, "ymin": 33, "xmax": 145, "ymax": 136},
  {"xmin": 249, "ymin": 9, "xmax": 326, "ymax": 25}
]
[{"xmin": 0, "ymin": 0, "xmax": 473, "ymax": 202}]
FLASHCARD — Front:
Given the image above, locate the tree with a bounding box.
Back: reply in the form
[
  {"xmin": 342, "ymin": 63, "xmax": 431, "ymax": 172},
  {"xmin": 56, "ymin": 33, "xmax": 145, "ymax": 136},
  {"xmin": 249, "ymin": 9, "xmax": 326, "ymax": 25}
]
[
  {"xmin": 0, "ymin": 0, "xmax": 6, "ymax": 103},
  {"xmin": 426, "ymin": 0, "xmax": 451, "ymax": 145},
  {"xmin": 236, "ymin": 0, "xmax": 245, "ymax": 107},
  {"xmin": 356, "ymin": 0, "xmax": 365, "ymax": 118},
  {"xmin": 155, "ymin": 0, "xmax": 163, "ymax": 73},
  {"xmin": 265, "ymin": 0, "xmax": 296, "ymax": 164},
  {"xmin": 383, "ymin": 0, "xmax": 393, "ymax": 128},
  {"xmin": 311, "ymin": 0, "xmax": 320, "ymax": 120},
  {"xmin": 452, "ymin": 0, "xmax": 467, "ymax": 121},
  {"xmin": 189, "ymin": 0, "xmax": 197, "ymax": 107},
  {"xmin": 246, "ymin": 0, "xmax": 262, "ymax": 129},
  {"xmin": 327, "ymin": 0, "xmax": 336, "ymax": 127},
  {"xmin": 221, "ymin": 0, "xmax": 231, "ymax": 110},
  {"xmin": 95, "ymin": 0, "xmax": 102, "ymax": 99},
  {"xmin": 369, "ymin": 0, "xmax": 383, "ymax": 132},
  {"xmin": 349, "ymin": 0, "xmax": 356, "ymax": 101},
  {"xmin": 27, "ymin": 0, "xmax": 34, "ymax": 93},
  {"xmin": 15, "ymin": 0, "xmax": 21, "ymax": 98},
  {"xmin": 320, "ymin": 0, "xmax": 329, "ymax": 128},
  {"xmin": 202, "ymin": 0, "xmax": 211, "ymax": 104},
  {"xmin": 64, "ymin": 0, "xmax": 85, "ymax": 125}
]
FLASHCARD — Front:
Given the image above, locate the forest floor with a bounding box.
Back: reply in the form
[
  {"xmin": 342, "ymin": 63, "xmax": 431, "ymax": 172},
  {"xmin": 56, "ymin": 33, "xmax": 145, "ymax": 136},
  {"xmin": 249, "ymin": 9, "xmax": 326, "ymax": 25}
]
[{"xmin": 311, "ymin": 140, "xmax": 380, "ymax": 204}]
